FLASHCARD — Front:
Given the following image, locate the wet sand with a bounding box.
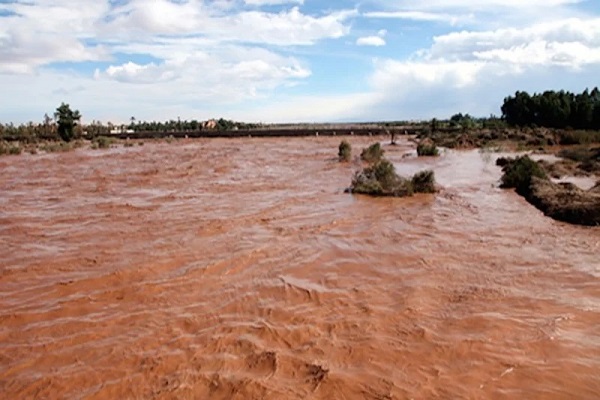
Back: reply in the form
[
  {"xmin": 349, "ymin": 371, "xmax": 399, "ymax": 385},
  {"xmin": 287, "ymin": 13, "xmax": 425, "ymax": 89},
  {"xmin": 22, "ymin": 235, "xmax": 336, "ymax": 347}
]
[{"xmin": 1, "ymin": 137, "xmax": 599, "ymax": 399}]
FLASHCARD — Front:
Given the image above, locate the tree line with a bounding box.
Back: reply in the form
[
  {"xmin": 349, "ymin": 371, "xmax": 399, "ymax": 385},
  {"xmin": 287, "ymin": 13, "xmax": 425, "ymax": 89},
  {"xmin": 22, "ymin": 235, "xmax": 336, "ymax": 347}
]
[
  {"xmin": 501, "ymin": 88, "xmax": 600, "ymax": 129},
  {"xmin": 0, "ymin": 104, "xmax": 261, "ymax": 143}
]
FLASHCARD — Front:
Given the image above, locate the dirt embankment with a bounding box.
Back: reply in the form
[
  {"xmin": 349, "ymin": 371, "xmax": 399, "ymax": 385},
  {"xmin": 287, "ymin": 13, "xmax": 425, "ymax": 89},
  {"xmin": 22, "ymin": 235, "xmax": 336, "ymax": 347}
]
[{"xmin": 498, "ymin": 155, "xmax": 600, "ymax": 226}]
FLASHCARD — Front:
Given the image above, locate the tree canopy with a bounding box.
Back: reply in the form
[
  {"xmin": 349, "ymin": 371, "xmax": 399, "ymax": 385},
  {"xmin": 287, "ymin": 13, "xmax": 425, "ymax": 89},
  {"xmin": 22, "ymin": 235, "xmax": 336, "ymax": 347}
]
[
  {"xmin": 54, "ymin": 103, "xmax": 81, "ymax": 142},
  {"xmin": 501, "ymin": 88, "xmax": 600, "ymax": 129}
]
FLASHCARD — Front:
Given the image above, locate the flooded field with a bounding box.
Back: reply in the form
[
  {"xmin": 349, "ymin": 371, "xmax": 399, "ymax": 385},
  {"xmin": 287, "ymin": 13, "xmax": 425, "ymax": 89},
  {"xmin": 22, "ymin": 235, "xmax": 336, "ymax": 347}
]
[{"xmin": 1, "ymin": 136, "xmax": 599, "ymax": 399}]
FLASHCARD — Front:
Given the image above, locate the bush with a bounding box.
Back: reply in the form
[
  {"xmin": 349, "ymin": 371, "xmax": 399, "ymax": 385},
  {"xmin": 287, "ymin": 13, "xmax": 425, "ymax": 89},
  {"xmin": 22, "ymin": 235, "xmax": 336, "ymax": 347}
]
[
  {"xmin": 94, "ymin": 136, "xmax": 114, "ymax": 149},
  {"xmin": 0, "ymin": 142, "xmax": 20, "ymax": 155},
  {"xmin": 338, "ymin": 140, "xmax": 352, "ymax": 162},
  {"xmin": 349, "ymin": 159, "xmax": 436, "ymax": 197},
  {"xmin": 360, "ymin": 142, "xmax": 384, "ymax": 163},
  {"xmin": 411, "ymin": 170, "xmax": 436, "ymax": 193},
  {"xmin": 417, "ymin": 142, "xmax": 439, "ymax": 156},
  {"xmin": 499, "ymin": 156, "xmax": 547, "ymax": 194}
]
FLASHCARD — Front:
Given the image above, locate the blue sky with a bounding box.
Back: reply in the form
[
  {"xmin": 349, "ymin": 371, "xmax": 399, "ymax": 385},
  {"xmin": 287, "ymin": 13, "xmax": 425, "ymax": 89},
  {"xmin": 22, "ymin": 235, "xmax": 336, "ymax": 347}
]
[{"xmin": 1, "ymin": 0, "xmax": 599, "ymax": 124}]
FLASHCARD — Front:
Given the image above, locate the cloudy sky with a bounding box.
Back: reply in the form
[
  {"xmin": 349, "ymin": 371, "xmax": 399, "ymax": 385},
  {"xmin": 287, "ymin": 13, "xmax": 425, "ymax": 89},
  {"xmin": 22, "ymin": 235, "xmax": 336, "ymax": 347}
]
[{"xmin": 1, "ymin": 0, "xmax": 599, "ymax": 124}]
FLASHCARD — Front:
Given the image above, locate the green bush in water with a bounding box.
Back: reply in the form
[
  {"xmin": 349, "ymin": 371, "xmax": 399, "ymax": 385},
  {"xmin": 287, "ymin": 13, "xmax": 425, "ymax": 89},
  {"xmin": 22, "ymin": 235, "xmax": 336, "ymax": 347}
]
[
  {"xmin": 500, "ymin": 155, "xmax": 547, "ymax": 194},
  {"xmin": 417, "ymin": 142, "xmax": 439, "ymax": 156},
  {"xmin": 350, "ymin": 159, "xmax": 436, "ymax": 197},
  {"xmin": 360, "ymin": 142, "xmax": 384, "ymax": 163},
  {"xmin": 338, "ymin": 140, "xmax": 352, "ymax": 162},
  {"xmin": 411, "ymin": 170, "xmax": 436, "ymax": 193}
]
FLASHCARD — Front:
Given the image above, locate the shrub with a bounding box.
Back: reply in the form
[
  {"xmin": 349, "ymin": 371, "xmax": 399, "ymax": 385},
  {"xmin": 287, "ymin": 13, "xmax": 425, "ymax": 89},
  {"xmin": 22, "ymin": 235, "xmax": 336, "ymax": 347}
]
[
  {"xmin": 411, "ymin": 170, "xmax": 436, "ymax": 193},
  {"xmin": 360, "ymin": 142, "xmax": 384, "ymax": 163},
  {"xmin": 94, "ymin": 136, "xmax": 113, "ymax": 149},
  {"xmin": 499, "ymin": 156, "xmax": 547, "ymax": 194},
  {"xmin": 338, "ymin": 140, "xmax": 352, "ymax": 162},
  {"xmin": 8, "ymin": 145, "xmax": 22, "ymax": 155},
  {"xmin": 417, "ymin": 142, "xmax": 439, "ymax": 156},
  {"xmin": 349, "ymin": 158, "xmax": 436, "ymax": 197},
  {"xmin": 0, "ymin": 142, "xmax": 20, "ymax": 155},
  {"xmin": 351, "ymin": 159, "xmax": 412, "ymax": 196}
]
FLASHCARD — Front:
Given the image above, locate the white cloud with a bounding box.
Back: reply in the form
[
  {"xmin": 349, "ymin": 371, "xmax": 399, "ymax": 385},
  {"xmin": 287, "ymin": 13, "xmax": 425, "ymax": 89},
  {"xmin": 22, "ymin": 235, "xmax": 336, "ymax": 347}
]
[
  {"xmin": 101, "ymin": 4, "xmax": 354, "ymax": 46},
  {"xmin": 365, "ymin": 0, "xmax": 585, "ymax": 27},
  {"xmin": 244, "ymin": 0, "xmax": 304, "ymax": 5},
  {"xmin": 364, "ymin": 11, "xmax": 473, "ymax": 25},
  {"xmin": 428, "ymin": 18, "xmax": 600, "ymax": 69},
  {"xmin": 357, "ymin": 36, "xmax": 386, "ymax": 47}
]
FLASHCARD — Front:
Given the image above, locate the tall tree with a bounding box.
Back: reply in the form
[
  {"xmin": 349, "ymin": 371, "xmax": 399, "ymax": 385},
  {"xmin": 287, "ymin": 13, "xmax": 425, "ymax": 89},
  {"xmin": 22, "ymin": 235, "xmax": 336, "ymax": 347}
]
[{"xmin": 54, "ymin": 103, "xmax": 81, "ymax": 142}]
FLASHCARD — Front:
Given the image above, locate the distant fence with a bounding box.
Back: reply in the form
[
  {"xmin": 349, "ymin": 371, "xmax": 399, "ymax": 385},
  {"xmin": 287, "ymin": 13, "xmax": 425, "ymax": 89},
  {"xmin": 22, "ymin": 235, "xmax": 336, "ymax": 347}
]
[{"xmin": 111, "ymin": 127, "xmax": 428, "ymax": 140}]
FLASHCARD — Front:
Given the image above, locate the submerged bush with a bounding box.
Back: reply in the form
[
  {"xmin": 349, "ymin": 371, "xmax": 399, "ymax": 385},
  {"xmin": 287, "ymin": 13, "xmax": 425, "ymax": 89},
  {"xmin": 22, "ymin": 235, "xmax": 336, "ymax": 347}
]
[
  {"xmin": 417, "ymin": 141, "xmax": 439, "ymax": 156},
  {"xmin": 411, "ymin": 170, "xmax": 436, "ymax": 193},
  {"xmin": 349, "ymin": 158, "xmax": 436, "ymax": 197},
  {"xmin": 338, "ymin": 140, "xmax": 352, "ymax": 162},
  {"xmin": 360, "ymin": 142, "xmax": 384, "ymax": 163},
  {"xmin": 500, "ymin": 155, "xmax": 547, "ymax": 194}
]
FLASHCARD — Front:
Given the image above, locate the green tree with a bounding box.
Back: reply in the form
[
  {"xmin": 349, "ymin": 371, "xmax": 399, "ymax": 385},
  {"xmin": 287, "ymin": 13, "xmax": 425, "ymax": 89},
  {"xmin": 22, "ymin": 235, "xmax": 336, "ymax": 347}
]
[{"xmin": 54, "ymin": 103, "xmax": 81, "ymax": 142}]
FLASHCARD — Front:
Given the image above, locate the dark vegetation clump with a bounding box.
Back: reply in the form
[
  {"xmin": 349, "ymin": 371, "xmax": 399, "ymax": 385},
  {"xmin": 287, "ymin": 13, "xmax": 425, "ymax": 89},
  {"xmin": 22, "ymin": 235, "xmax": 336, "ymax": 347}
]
[
  {"xmin": 360, "ymin": 142, "xmax": 384, "ymax": 163},
  {"xmin": 499, "ymin": 155, "xmax": 547, "ymax": 195},
  {"xmin": 498, "ymin": 156, "xmax": 600, "ymax": 226},
  {"xmin": 411, "ymin": 170, "xmax": 436, "ymax": 193},
  {"xmin": 338, "ymin": 140, "xmax": 352, "ymax": 162},
  {"xmin": 416, "ymin": 140, "xmax": 439, "ymax": 156},
  {"xmin": 495, "ymin": 157, "xmax": 510, "ymax": 167},
  {"xmin": 348, "ymin": 159, "xmax": 436, "ymax": 197}
]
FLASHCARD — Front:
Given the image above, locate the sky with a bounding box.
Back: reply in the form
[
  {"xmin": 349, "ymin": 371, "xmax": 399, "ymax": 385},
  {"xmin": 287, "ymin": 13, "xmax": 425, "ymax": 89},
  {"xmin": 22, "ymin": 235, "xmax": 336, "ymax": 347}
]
[{"xmin": 1, "ymin": 0, "xmax": 599, "ymax": 124}]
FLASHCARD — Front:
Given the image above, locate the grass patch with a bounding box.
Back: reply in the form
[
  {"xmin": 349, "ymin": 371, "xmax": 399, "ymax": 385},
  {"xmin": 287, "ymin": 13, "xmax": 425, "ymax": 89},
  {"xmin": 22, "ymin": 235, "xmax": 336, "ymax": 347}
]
[
  {"xmin": 558, "ymin": 130, "xmax": 600, "ymax": 145},
  {"xmin": 349, "ymin": 158, "xmax": 436, "ymax": 197},
  {"xmin": 0, "ymin": 142, "xmax": 22, "ymax": 155},
  {"xmin": 360, "ymin": 142, "xmax": 384, "ymax": 163},
  {"xmin": 40, "ymin": 141, "xmax": 74, "ymax": 153},
  {"xmin": 557, "ymin": 147, "xmax": 599, "ymax": 163},
  {"xmin": 338, "ymin": 140, "xmax": 352, "ymax": 162}
]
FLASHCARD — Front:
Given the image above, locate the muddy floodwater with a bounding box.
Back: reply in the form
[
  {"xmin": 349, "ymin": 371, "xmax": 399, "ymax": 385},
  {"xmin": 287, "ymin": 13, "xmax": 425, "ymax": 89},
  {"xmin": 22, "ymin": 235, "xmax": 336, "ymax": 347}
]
[{"xmin": 1, "ymin": 137, "xmax": 599, "ymax": 399}]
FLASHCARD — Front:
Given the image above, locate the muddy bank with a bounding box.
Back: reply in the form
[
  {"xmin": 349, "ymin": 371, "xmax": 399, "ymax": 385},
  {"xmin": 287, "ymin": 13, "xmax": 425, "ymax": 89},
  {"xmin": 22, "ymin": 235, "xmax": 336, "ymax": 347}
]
[
  {"xmin": 527, "ymin": 177, "xmax": 600, "ymax": 226},
  {"xmin": 498, "ymin": 155, "xmax": 600, "ymax": 226},
  {"xmin": 1, "ymin": 137, "xmax": 599, "ymax": 399}
]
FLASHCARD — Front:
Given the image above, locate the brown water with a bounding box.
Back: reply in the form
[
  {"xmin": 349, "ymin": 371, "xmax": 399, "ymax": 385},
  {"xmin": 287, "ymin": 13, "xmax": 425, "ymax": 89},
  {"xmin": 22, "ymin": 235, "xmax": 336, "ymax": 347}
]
[{"xmin": 1, "ymin": 137, "xmax": 599, "ymax": 399}]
